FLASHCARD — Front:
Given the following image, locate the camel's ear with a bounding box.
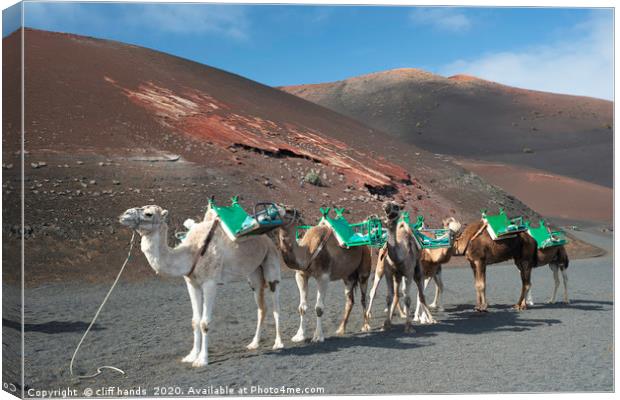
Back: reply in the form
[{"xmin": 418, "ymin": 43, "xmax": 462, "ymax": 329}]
[{"xmin": 161, "ymin": 209, "xmax": 169, "ymax": 221}]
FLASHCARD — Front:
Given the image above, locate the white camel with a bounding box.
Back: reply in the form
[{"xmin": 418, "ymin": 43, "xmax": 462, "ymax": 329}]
[{"xmin": 119, "ymin": 205, "xmax": 284, "ymax": 368}]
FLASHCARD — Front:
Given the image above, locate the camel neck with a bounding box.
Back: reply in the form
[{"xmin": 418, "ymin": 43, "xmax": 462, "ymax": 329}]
[
  {"xmin": 141, "ymin": 223, "xmax": 192, "ymax": 277},
  {"xmin": 385, "ymin": 218, "xmax": 403, "ymax": 263},
  {"xmin": 278, "ymin": 226, "xmax": 311, "ymax": 271}
]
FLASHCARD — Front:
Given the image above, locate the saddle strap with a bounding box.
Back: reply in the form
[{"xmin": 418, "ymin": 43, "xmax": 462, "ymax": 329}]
[
  {"xmin": 186, "ymin": 218, "xmax": 220, "ymax": 277},
  {"xmin": 461, "ymin": 222, "xmax": 487, "ymax": 255},
  {"xmin": 302, "ymin": 229, "xmax": 332, "ymax": 271}
]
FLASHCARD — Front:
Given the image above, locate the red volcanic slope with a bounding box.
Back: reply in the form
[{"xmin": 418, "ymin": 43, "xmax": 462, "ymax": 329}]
[
  {"xmin": 22, "ymin": 29, "xmax": 412, "ymax": 193},
  {"xmin": 107, "ymin": 78, "xmax": 410, "ymax": 189}
]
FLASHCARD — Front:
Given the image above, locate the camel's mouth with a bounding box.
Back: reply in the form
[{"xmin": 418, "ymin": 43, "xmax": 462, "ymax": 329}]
[
  {"xmin": 383, "ymin": 202, "xmax": 401, "ymax": 220},
  {"xmin": 118, "ymin": 209, "xmax": 140, "ymax": 228}
]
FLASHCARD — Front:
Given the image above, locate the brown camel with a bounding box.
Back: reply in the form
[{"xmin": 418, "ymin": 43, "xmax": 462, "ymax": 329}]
[
  {"xmin": 453, "ymin": 219, "xmax": 538, "ymax": 312},
  {"xmin": 366, "ymin": 202, "xmax": 435, "ymax": 332},
  {"xmin": 412, "ymin": 217, "xmax": 462, "ymax": 319},
  {"xmin": 273, "ymin": 208, "xmax": 372, "ymax": 342},
  {"xmin": 528, "ymin": 245, "xmax": 570, "ymax": 305}
]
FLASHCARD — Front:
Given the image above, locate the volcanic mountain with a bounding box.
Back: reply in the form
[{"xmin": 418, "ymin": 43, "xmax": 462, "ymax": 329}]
[
  {"xmin": 2, "ymin": 29, "xmax": 601, "ymax": 285},
  {"xmin": 282, "ymin": 70, "xmax": 613, "ymax": 225}
]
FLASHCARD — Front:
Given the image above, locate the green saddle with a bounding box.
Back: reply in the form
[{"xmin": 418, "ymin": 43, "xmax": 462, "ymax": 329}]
[
  {"xmin": 526, "ymin": 219, "xmax": 568, "ymax": 249},
  {"xmin": 296, "ymin": 208, "xmax": 386, "ymax": 249},
  {"xmin": 482, "ymin": 208, "xmax": 527, "ymax": 240},
  {"xmin": 401, "ymin": 212, "xmax": 452, "ymax": 249},
  {"xmin": 209, "ymin": 196, "xmax": 283, "ymax": 241}
]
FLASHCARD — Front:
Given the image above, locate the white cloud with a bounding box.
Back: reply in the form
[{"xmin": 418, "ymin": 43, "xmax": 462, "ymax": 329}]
[
  {"xmin": 439, "ymin": 12, "xmax": 613, "ymax": 100},
  {"xmin": 410, "ymin": 7, "xmax": 472, "ymax": 32},
  {"xmin": 127, "ymin": 4, "xmax": 249, "ymax": 39}
]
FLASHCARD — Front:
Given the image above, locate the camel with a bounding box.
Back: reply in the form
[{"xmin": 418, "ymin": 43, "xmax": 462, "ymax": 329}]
[
  {"xmin": 371, "ymin": 217, "xmax": 462, "ymax": 320},
  {"xmin": 273, "ymin": 207, "xmax": 372, "ymax": 342},
  {"xmin": 526, "ymin": 245, "xmax": 570, "ymax": 305},
  {"xmin": 118, "ymin": 205, "xmax": 284, "ymax": 368},
  {"xmin": 412, "ymin": 217, "xmax": 462, "ymax": 319},
  {"xmin": 366, "ymin": 202, "xmax": 435, "ymax": 332},
  {"xmin": 452, "ymin": 218, "xmax": 538, "ymax": 312}
]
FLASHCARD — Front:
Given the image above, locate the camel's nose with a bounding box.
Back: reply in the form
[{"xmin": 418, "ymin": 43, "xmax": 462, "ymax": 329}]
[{"xmin": 118, "ymin": 208, "xmax": 138, "ymax": 226}]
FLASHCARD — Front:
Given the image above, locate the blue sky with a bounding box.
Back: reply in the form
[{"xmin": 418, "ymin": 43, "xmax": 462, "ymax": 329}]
[{"xmin": 3, "ymin": 3, "xmax": 614, "ymax": 99}]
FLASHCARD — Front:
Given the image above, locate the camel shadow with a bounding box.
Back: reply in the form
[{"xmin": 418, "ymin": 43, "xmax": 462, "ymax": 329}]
[
  {"xmin": 2, "ymin": 318, "xmax": 104, "ymax": 334},
  {"xmin": 548, "ymin": 299, "xmax": 612, "ymax": 311},
  {"xmin": 415, "ymin": 305, "xmax": 561, "ymax": 336},
  {"xmin": 272, "ymin": 328, "xmax": 431, "ymax": 357}
]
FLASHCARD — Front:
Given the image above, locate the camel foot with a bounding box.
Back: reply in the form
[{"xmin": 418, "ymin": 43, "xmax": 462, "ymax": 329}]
[
  {"xmin": 335, "ymin": 327, "xmax": 345, "ymax": 336},
  {"xmin": 526, "ymin": 299, "xmax": 535, "ymax": 306},
  {"xmin": 474, "ymin": 306, "xmax": 488, "ymax": 313},
  {"xmin": 361, "ymin": 323, "xmax": 371, "ymax": 333},
  {"xmin": 291, "ymin": 332, "xmax": 306, "ymax": 343},
  {"xmin": 246, "ymin": 340, "xmax": 260, "ymax": 350},
  {"xmin": 546, "ymin": 299, "xmax": 556, "ymax": 304},
  {"xmin": 272, "ymin": 339, "xmax": 284, "ymax": 350},
  {"xmin": 398, "ymin": 311, "xmax": 407, "ymax": 319},
  {"xmin": 311, "ymin": 334, "xmax": 325, "ymax": 343},
  {"xmin": 181, "ymin": 351, "xmax": 198, "ymax": 363},
  {"xmin": 381, "ymin": 320, "xmax": 392, "ymax": 331},
  {"xmin": 419, "ymin": 315, "xmax": 437, "ymax": 325},
  {"xmin": 429, "ymin": 303, "xmax": 444, "ymax": 311},
  {"xmin": 563, "ymin": 299, "xmax": 570, "ymax": 304},
  {"xmin": 192, "ymin": 357, "xmax": 208, "ymax": 368},
  {"xmin": 513, "ymin": 303, "xmax": 527, "ymax": 311}
]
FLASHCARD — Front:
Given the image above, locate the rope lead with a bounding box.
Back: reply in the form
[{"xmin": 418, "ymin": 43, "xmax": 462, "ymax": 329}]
[{"xmin": 69, "ymin": 231, "xmax": 136, "ymax": 380}]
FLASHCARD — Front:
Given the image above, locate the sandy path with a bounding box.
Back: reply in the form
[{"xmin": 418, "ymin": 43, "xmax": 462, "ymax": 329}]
[{"xmin": 5, "ymin": 229, "xmax": 613, "ymax": 396}]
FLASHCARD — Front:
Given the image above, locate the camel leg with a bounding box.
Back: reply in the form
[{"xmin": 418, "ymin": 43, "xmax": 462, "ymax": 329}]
[
  {"xmin": 561, "ymin": 267, "xmax": 570, "ymax": 304},
  {"xmin": 193, "ymin": 279, "xmax": 217, "ymax": 368},
  {"xmin": 402, "ymin": 274, "xmax": 415, "ymax": 333},
  {"xmin": 292, "ymin": 271, "xmax": 309, "ymax": 342},
  {"xmin": 182, "ymin": 277, "xmax": 203, "ymax": 363},
  {"xmin": 414, "ymin": 264, "xmax": 436, "ymax": 325},
  {"xmin": 547, "ymin": 264, "xmax": 560, "ymax": 304},
  {"xmin": 471, "ymin": 260, "xmax": 488, "ymax": 312},
  {"xmin": 430, "ymin": 267, "xmax": 445, "ymax": 311},
  {"xmin": 526, "ymin": 282, "xmax": 535, "ymax": 306},
  {"xmin": 246, "ymin": 269, "xmax": 266, "ymax": 350},
  {"xmin": 383, "ymin": 271, "xmax": 398, "ymax": 330},
  {"xmin": 413, "ymin": 276, "xmax": 431, "ymax": 322},
  {"xmin": 312, "ymin": 274, "xmax": 329, "ymax": 343},
  {"xmin": 514, "ymin": 265, "xmax": 532, "ymax": 311},
  {"xmin": 261, "ymin": 247, "xmax": 284, "ymax": 349},
  {"xmin": 397, "ymin": 277, "xmax": 408, "ymax": 318},
  {"xmin": 336, "ymin": 278, "xmax": 356, "ymax": 336},
  {"xmin": 269, "ymin": 280, "xmax": 284, "ymax": 349},
  {"xmin": 366, "ymin": 264, "xmax": 384, "ymax": 321},
  {"xmin": 359, "ymin": 272, "xmax": 371, "ymax": 332}
]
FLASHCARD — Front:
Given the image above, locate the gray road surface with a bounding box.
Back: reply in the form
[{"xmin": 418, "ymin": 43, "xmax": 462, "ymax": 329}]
[{"xmin": 9, "ymin": 228, "xmax": 614, "ymax": 395}]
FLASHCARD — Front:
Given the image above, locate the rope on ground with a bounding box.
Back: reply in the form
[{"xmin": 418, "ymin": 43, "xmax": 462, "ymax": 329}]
[{"xmin": 69, "ymin": 231, "xmax": 136, "ymax": 380}]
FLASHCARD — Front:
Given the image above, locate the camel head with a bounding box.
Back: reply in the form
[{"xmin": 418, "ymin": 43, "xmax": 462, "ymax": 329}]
[
  {"xmin": 271, "ymin": 204, "xmax": 303, "ymax": 248},
  {"xmin": 442, "ymin": 217, "xmax": 462, "ymax": 234},
  {"xmin": 382, "ymin": 201, "xmax": 402, "ymax": 222},
  {"xmin": 119, "ymin": 205, "xmax": 169, "ymax": 235}
]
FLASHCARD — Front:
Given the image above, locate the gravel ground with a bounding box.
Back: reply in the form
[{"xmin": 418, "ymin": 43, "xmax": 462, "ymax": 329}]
[{"xmin": 7, "ymin": 228, "xmax": 613, "ymax": 396}]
